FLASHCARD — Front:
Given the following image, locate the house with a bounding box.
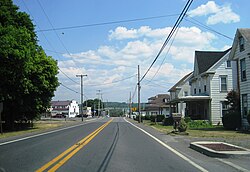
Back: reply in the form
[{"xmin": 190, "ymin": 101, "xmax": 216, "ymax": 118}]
[
  {"xmin": 145, "ymin": 94, "xmax": 171, "ymax": 117},
  {"xmin": 229, "ymin": 28, "xmax": 250, "ymax": 129},
  {"xmin": 51, "ymin": 100, "xmax": 79, "ymax": 118},
  {"xmin": 184, "ymin": 48, "xmax": 234, "ymax": 125},
  {"xmin": 168, "ymin": 72, "xmax": 193, "ymax": 117}
]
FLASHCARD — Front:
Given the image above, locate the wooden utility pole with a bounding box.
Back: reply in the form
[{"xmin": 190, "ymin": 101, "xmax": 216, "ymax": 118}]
[
  {"xmin": 138, "ymin": 65, "xmax": 141, "ymax": 123},
  {"xmin": 76, "ymin": 74, "xmax": 87, "ymax": 121}
]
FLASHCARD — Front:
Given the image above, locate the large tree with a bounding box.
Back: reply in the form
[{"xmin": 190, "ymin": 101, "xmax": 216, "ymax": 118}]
[{"xmin": 0, "ymin": 0, "xmax": 59, "ymax": 129}]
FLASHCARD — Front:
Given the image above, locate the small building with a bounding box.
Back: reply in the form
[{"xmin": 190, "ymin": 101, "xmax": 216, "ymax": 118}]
[
  {"xmin": 168, "ymin": 72, "xmax": 193, "ymax": 117},
  {"xmin": 229, "ymin": 28, "xmax": 250, "ymax": 129},
  {"xmin": 145, "ymin": 94, "xmax": 171, "ymax": 117},
  {"xmin": 51, "ymin": 100, "xmax": 79, "ymax": 118}
]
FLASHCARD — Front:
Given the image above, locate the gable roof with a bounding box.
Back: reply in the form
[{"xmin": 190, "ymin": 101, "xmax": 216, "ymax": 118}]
[
  {"xmin": 146, "ymin": 94, "xmax": 170, "ymax": 107},
  {"xmin": 51, "ymin": 100, "xmax": 71, "ymax": 106},
  {"xmin": 194, "ymin": 48, "xmax": 231, "ymax": 75},
  {"xmin": 229, "ymin": 28, "xmax": 250, "ymax": 60},
  {"xmin": 168, "ymin": 72, "xmax": 193, "ymax": 92}
]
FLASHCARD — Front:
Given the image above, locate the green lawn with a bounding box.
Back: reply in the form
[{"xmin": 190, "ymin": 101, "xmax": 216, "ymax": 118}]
[
  {"xmin": 143, "ymin": 120, "xmax": 250, "ymax": 139},
  {"xmin": 0, "ymin": 122, "xmax": 66, "ymax": 139}
]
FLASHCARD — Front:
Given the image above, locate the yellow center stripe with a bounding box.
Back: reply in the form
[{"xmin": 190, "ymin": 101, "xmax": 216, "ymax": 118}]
[{"xmin": 36, "ymin": 119, "xmax": 113, "ymax": 172}]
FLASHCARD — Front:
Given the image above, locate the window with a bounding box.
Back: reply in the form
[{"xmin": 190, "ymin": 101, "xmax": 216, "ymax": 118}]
[
  {"xmin": 204, "ymin": 85, "xmax": 207, "ymax": 92},
  {"xmin": 240, "ymin": 58, "xmax": 247, "ymax": 81},
  {"xmin": 220, "ymin": 76, "xmax": 227, "ymax": 92},
  {"xmin": 184, "ymin": 91, "xmax": 188, "ymax": 97},
  {"xmin": 194, "ymin": 88, "xmax": 196, "ymax": 94},
  {"xmin": 199, "ymin": 89, "xmax": 201, "ymax": 93},
  {"xmin": 242, "ymin": 94, "xmax": 248, "ymax": 118},
  {"xmin": 221, "ymin": 102, "xmax": 228, "ymax": 117},
  {"xmin": 239, "ymin": 36, "xmax": 245, "ymax": 52},
  {"xmin": 226, "ymin": 60, "xmax": 231, "ymax": 68}
]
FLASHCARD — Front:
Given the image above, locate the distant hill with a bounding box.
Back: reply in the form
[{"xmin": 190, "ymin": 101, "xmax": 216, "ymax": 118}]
[{"xmin": 105, "ymin": 102, "xmax": 146, "ymax": 110}]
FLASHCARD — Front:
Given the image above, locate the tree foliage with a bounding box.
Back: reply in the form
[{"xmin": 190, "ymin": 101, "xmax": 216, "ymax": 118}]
[
  {"xmin": 222, "ymin": 90, "xmax": 241, "ymax": 130},
  {"xmin": 0, "ymin": 0, "xmax": 59, "ymax": 129}
]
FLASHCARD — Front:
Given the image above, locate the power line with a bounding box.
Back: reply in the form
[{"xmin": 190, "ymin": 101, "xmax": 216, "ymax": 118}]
[
  {"xmin": 144, "ymin": 26, "xmax": 180, "ymax": 85},
  {"xmin": 184, "ymin": 15, "xmax": 233, "ymax": 40},
  {"xmin": 140, "ymin": 0, "xmax": 193, "ymax": 82},
  {"xmin": 59, "ymin": 82, "xmax": 79, "ymax": 94},
  {"xmin": 86, "ymin": 74, "xmax": 136, "ymax": 86},
  {"xmin": 37, "ymin": 14, "xmax": 180, "ymax": 32}
]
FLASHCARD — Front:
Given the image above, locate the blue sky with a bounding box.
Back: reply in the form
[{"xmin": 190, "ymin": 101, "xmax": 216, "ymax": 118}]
[{"xmin": 13, "ymin": 0, "xmax": 249, "ymax": 103}]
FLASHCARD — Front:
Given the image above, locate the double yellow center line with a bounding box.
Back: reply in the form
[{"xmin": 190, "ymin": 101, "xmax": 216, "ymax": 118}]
[{"xmin": 36, "ymin": 119, "xmax": 113, "ymax": 172}]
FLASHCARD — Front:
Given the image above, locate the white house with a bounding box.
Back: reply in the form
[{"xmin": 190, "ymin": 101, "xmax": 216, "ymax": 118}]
[
  {"xmin": 184, "ymin": 48, "xmax": 235, "ymax": 125},
  {"xmin": 229, "ymin": 28, "xmax": 250, "ymax": 129},
  {"xmin": 168, "ymin": 72, "xmax": 193, "ymax": 117},
  {"xmin": 51, "ymin": 100, "xmax": 79, "ymax": 118}
]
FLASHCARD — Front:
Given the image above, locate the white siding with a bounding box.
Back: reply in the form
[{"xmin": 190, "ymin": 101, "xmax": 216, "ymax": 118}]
[
  {"xmin": 210, "ymin": 54, "xmax": 233, "ymax": 125},
  {"xmin": 234, "ymin": 36, "xmax": 250, "ymax": 128}
]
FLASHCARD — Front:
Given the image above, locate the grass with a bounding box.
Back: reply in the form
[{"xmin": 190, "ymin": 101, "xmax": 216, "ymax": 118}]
[
  {"xmin": 143, "ymin": 120, "xmax": 250, "ymax": 139},
  {"xmin": 0, "ymin": 121, "xmax": 67, "ymax": 139}
]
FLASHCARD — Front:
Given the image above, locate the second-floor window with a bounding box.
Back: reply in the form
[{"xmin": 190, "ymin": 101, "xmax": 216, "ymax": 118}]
[
  {"xmin": 204, "ymin": 85, "xmax": 207, "ymax": 92},
  {"xmin": 220, "ymin": 76, "xmax": 227, "ymax": 92},
  {"xmin": 239, "ymin": 36, "xmax": 245, "ymax": 52},
  {"xmin": 194, "ymin": 88, "xmax": 196, "ymax": 94},
  {"xmin": 240, "ymin": 58, "xmax": 247, "ymax": 81},
  {"xmin": 226, "ymin": 60, "xmax": 231, "ymax": 68},
  {"xmin": 242, "ymin": 94, "xmax": 248, "ymax": 118}
]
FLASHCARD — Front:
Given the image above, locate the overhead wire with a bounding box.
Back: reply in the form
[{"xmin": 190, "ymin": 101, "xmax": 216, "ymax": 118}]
[
  {"xmin": 144, "ymin": 26, "xmax": 180, "ymax": 85},
  {"xmin": 37, "ymin": 13, "xmax": 180, "ymax": 32},
  {"xmin": 184, "ymin": 15, "xmax": 233, "ymax": 40},
  {"xmin": 140, "ymin": 0, "xmax": 193, "ymax": 82}
]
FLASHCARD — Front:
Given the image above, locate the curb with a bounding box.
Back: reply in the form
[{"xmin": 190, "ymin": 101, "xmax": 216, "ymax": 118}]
[{"xmin": 190, "ymin": 141, "xmax": 250, "ymax": 158}]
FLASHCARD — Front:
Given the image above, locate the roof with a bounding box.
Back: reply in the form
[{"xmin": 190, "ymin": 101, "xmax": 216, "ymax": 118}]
[
  {"xmin": 146, "ymin": 94, "xmax": 170, "ymax": 109},
  {"xmin": 51, "ymin": 100, "xmax": 71, "ymax": 106},
  {"xmin": 229, "ymin": 28, "xmax": 250, "ymax": 60},
  {"xmin": 168, "ymin": 72, "xmax": 193, "ymax": 92},
  {"xmin": 195, "ymin": 48, "xmax": 231, "ymax": 75}
]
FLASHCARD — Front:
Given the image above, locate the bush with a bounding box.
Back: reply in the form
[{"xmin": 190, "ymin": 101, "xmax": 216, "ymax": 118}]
[
  {"xmin": 222, "ymin": 111, "xmax": 241, "ymax": 130},
  {"xmin": 163, "ymin": 116, "xmax": 174, "ymax": 126},
  {"xmin": 188, "ymin": 120, "xmax": 212, "ymax": 129},
  {"xmin": 144, "ymin": 115, "xmax": 151, "ymax": 120},
  {"xmin": 247, "ymin": 111, "xmax": 250, "ymax": 125},
  {"xmin": 184, "ymin": 117, "xmax": 192, "ymax": 123},
  {"xmin": 150, "ymin": 115, "xmax": 165, "ymax": 122},
  {"xmin": 178, "ymin": 118, "xmax": 187, "ymax": 132}
]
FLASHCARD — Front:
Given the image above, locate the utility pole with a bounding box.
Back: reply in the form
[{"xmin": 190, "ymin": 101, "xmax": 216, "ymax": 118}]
[
  {"xmin": 129, "ymin": 92, "xmax": 132, "ymax": 118},
  {"xmin": 138, "ymin": 65, "xmax": 141, "ymax": 123},
  {"xmin": 0, "ymin": 102, "xmax": 3, "ymax": 135},
  {"xmin": 97, "ymin": 90, "xmax": 101, "ymax": 117},
  {"xmin": 76, "ymin": 74, "xmax": 87, "ymax": 121}
]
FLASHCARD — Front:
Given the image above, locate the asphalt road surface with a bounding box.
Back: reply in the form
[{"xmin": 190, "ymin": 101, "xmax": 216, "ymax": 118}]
[{"xmin": 0, "ymin": 117, "xmax": 248, "ymax": 172}]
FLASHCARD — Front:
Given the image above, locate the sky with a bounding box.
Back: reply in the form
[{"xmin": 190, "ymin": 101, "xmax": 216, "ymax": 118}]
[{"xmin": 13, "ymin": 0, "xmax": 249, "ymax": 103}]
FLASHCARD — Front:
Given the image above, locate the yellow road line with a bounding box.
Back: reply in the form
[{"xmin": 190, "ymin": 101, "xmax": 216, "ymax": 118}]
[{"xmin": 36, "ymin": 119, "xmax": 113, "ymax": 172}]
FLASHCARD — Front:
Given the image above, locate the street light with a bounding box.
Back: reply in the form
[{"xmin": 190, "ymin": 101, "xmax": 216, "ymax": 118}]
[{"xmin": 76, "ymin": 74, "xmax": 87, "ymax": 121}]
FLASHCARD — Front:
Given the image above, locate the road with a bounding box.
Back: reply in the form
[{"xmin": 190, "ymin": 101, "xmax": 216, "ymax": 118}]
[{"xmin": 0, "ymin": 117, "xmax": 249, "ymax": 172}]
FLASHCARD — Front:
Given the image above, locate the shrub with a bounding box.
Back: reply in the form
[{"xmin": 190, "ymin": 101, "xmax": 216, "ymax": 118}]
[
  {"xmin": 247, "ymin": 111, "xmax": 250, "ymax": 125},
  {"xmin": 222, "ymin": 111, "xmax": 241, "ymax": 130},
  {"xmin": 163, "ymin": 116, "xmax": 174, "ymax": 126},
  {"xmin": 178, "ymin": 118, "xmax": 187, "ymax": 132},
  {"xmin": 144, "ymin": 115, "xmax": 151, "ymax": 120},
  {"xmin": 188, "ymin": 120, "xmax": 212, "ymax": 129},
  {"xmin": 184, "ymin": 117, "xmax": 192, "ymax": 123},
  {"xmin": 150, "ymin": 115, "xmax": 165, "ymax": 122}
]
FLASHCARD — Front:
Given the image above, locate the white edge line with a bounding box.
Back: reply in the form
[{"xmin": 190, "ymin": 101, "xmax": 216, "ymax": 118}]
[
  {"xmin": 0, "ymin": 119, "xmax": 99, "ymax": 146},
  {"xmin": 124, "ymin": 117, "xmax": 208, "ymax": 172},
  {"xmin": 216, "ymin": 158, "xmax": 250, "ymax": 172}
]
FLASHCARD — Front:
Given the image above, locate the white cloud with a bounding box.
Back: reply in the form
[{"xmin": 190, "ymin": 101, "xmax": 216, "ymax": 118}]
[{"xmin": 188, "ymin": 1, "xmax": 240, "ymax": 25}]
